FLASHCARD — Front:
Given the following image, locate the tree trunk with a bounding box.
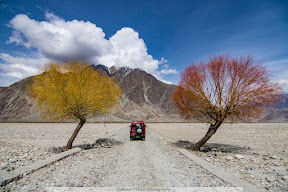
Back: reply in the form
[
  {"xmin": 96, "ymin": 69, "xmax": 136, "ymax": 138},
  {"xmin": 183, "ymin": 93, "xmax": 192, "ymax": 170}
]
[
  {"xmin": 193, "ymin": 121, "xmax": 223, "ymax": 151},
  {"xmin": 66, "ymin": 118, "xmax": 86, "ymax": 150}
]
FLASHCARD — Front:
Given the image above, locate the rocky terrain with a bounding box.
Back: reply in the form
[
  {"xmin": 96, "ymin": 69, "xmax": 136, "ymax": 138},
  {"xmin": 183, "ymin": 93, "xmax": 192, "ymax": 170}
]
[
  {"xmin": 0, "ymin": 77, "xmax": 34, "ymax": 121},
  {"xmin": 278, "ymin": 94, "xmax": 288, "ymax": 109},
  {"xmin": 103, "ymin": 65, "xmax": 179, "ymax": 121},
  {"xmin": 0, "ymin": 123, "xmax": 123, "ymax": 173},
  {"xmin": 0, "ymin": 64, "xmax": 287, "ymax": 123},
  {"xmin": 0, "ymin": 65, "xmax": 182, "ymax": 122},
  {"xmin": 261, "ymin": 94, "xmax": 288, "ymax": 122},
  {"xmin": 193, "ymin": 150, "xmax": 288, "ymax": 191},
  {"xmin": 0, "ymin": 123, "xmax": 287, "ymax": 191},
  {"xmin": 1, "ymin": 123, "xmax": 231, "ymax": 191},
  {"xmin": 150, "ymin": 123, "xmax": 288, "ymax": 192},
  {"xmin": 262, "ymin": 108, "xmax": 288, "ymax": 122}
]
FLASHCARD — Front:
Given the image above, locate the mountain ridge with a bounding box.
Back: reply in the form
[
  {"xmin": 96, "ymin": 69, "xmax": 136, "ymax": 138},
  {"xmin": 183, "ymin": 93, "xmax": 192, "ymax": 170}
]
[
  {"xmin": 0, "ymin": 65, "xmax": 181, "ymax": 122},
  {"xmin": 0, "ymin": 65, "xmax": 287, "ymax": 122}
]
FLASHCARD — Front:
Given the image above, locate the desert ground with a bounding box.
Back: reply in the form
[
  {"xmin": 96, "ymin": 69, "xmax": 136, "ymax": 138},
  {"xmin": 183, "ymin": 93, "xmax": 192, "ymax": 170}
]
[
  {"xmin": 149, "ymin": 123, "xmax": 288, "ymax": 191},
  {"xmin": 0, "ymin": 123, "xmax": 288, "ymax": 191}
]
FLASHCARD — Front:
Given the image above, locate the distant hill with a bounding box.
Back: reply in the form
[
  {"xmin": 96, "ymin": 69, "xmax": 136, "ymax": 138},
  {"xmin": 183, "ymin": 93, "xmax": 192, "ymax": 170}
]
[
  {"xmin": 0, "ymin": 77, "xmax": 35, "ymax": 121},
  {"xmin": 261, "ymin": 94, "xmax": 288, "ymax": 122},
  {"xmin": 277, "ymin": 94, "xmax": 288, "ymax": 109},
  {"xmin": 0, "ymin": 65, "xmax": 182, "ymax": 122},
  {"xmin": 0, "ymin": 65, "xmax": 287, "ymax": 122},
  {"xmin": 262, "ymin": 108, "xmax": 288, "ymax": 122}
]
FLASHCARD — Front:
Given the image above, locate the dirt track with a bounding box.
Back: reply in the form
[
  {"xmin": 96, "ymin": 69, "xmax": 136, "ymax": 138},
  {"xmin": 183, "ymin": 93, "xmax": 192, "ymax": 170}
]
[
  {"xmin": 2, "ymin": 125, "xmax": 230, "ymax": 191},
  {"xmin": 1, "ymin": 123, "xmax": 287, "ymax": 191},
  {"xmin": 95, "ymin": 127, "xmax": 229, "ymax": 187}
]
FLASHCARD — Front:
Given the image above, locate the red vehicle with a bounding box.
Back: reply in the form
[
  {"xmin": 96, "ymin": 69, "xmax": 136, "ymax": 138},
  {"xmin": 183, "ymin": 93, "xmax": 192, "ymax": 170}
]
[{"xmin": 130, "ymin": 120, "xmax": 146, "ymax": 141}]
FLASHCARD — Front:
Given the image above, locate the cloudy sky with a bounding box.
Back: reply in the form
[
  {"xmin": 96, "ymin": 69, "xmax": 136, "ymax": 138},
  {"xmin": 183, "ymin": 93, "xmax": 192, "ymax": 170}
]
[{"xmin": 0, "ymin": 0, "xmax": 287, "ymax": 92}]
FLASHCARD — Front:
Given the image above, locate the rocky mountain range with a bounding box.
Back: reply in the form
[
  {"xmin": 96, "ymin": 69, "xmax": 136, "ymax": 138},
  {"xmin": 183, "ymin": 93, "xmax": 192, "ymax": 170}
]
[
  {"xmin": 0, "ymin": 65, "xmax": 181, "ymax": 122},
  {"xmin": 0, "ymin": 65, "xmax": 287, "ymax": 122},
  {"xmin": 277, "ymin": 94, "xmax": 288, "ymax": 109},
  {"xmin": 261, "ymin": 94, "xmax": 288, "ymax": 122}
]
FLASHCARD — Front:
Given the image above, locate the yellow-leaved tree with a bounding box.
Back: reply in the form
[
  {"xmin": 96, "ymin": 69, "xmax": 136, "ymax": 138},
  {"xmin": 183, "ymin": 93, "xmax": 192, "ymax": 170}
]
[{"xmin": 28, "ymin": 60, "xmax": 121, "ymax": 150}]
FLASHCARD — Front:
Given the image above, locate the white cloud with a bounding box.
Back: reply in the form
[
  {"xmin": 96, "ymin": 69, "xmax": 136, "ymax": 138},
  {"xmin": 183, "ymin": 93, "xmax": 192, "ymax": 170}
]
[
  {"xmin": 5, "ymin": 72, "xmax": 23, "ymax": 78},
  {"xmin": 160, "ymin": 68, "xmax": 179, "ymax": 75},
  {"xmin": 271, "ymin": 79, "xmax": 288, "ymax": 93},
  {"xmin": 0, "ymin": 72, "xmax": 22, "ymax": 87},
  {"xmin": 276, "ymin": 78, "xmax": 288, "ymax": 93},
  {"xmin": 159, "ymin": 57, "xmax": 168, "ymax": 65},
  {"xmin": 160, "ymin": 79, "xmax": 173, "ymax": 84},
  {"xmin": 160, "ymin": 64, "xmax": 178, "ymax": 75},
  {"xmin": 265, "ymin": 59, "xmax": 288, "ymax": 66},
  {"xmin": 0, "ymin": 53, "xmax": 48, "ymax": 67},
  {"xmin": 265, "ymin": 59, "xmax": 288, "ymax": 93},
  {"xmin": 8, "ymin": 14, "xmax": 111, "ymax": 62},
  {"xmin": 0, "ymin": 53, "xmax": 49, "ymax": 86},
  {"xmin": 2, "ymin": 13, "xmax": 178, "ymax": 86},
  {"xmin": 98, "ymin": 27, "xmax": 159, "ymax": 75}
]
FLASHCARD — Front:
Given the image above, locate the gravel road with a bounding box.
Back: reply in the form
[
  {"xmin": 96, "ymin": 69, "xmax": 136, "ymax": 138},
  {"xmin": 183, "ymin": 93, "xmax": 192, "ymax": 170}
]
[
  {"xmin": 149, "ymin": 123, "xmax": 288, "ymax": 192},
  {"xmin": 3, "ymin": 126, "xmax": 231, "ymax": 191}
]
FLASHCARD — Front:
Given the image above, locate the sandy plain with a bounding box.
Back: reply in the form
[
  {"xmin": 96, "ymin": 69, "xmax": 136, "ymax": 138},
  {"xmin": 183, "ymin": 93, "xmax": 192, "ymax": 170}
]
[
  {"xmin": 149, "ymin": 123, "xmax": 288, "ymax": 155},
  {"xmin": 0, "ymin": 122, "xmax": 288, "ymax": 191},
  {"xmin": 0, "ymin": 123, "xmax": 123, "ymax": 170},
  {"xmin": 149, "ymin": 123, "xmax": 288, "ymax": 191}
]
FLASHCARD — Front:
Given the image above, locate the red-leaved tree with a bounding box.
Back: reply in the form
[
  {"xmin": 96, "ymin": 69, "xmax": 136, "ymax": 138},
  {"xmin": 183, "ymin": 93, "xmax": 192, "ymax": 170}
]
[{"xmin": 173, "ymin": 54, "xmax": 283, "ymax": 151}]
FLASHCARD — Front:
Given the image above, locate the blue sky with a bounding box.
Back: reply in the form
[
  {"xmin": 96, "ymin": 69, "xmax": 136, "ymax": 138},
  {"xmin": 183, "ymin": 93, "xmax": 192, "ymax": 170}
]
[{"xmin": 0, "ymin": 0, "xmax": 287, "ymax": 92}]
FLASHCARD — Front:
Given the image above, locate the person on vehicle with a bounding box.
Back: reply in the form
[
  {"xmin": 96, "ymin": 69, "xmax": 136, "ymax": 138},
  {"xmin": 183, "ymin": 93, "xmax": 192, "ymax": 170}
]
[{"xmin": 136, "ymin": 124, "xmax": 142, "ymax": 134}]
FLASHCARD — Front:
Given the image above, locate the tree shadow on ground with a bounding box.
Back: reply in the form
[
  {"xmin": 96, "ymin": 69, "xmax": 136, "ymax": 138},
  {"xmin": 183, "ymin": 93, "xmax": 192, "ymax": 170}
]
[
  {"xmin": 173, "ymin": 140, "xmax": 250, "ymax": 154},
  {"xmin": 50, "ymin": 138, "xmax": 123, "ymax": 153}
]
